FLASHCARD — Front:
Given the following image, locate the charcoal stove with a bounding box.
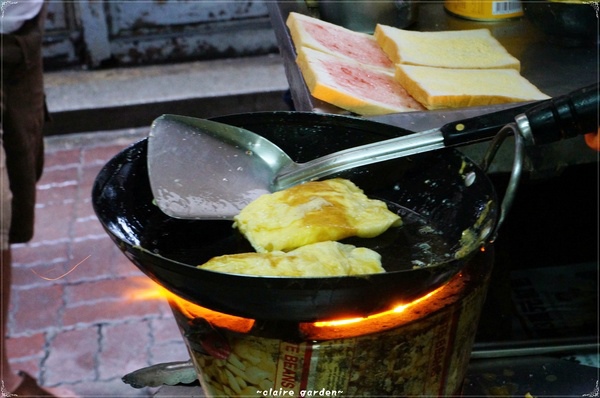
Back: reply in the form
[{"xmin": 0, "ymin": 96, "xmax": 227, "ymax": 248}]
[{"xmin": 164, "ymin": 248, "xmax": 493, "ymax": 397}]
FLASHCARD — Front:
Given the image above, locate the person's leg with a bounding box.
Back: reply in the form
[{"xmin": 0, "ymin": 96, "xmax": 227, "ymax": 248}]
[
  {"xmin": 3, "ymin": 246, "xmax": 75, "ymax": 395},
  {"xmin": 2, "ymin": 21, "xmax": 46, "ymax": 247},
  {"xmin": 1, "ymin": 250, "xmax": 21, "ymax": 392},
  {"xmin": 1, "ymin": 135, "xmax": 21, "ymax": 392},
  {"xmin": 1, "ymin": 7, "xmax": 49, "ymax": 394},
  {"xmin": 1, "ymin": 17, "xmax": 43, "ymax": 390}
]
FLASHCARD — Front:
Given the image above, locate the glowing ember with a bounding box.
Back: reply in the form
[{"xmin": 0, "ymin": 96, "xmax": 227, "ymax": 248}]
[
  {"xmin": 126, "ymin": 271, "xmax": 454, "ymax": 339},
  {"xmin": 313, "ymin": 286, "xmax": 443, "ymax": 327},
  {"xmin": 128, "ymin": 276, "xmax": 447, "ymax": 333},
  {"xmin": 126, "ymin": 278, "xmax": 254, "ymax": 332}
]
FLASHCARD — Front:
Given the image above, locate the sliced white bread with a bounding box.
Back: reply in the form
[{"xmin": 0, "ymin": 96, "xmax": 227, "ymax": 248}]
[
  {"xmin": 375, "ymin": 25, "xmax": 521, "ymax": 70},
  {"xmin": 286, "ymin": 12, "xmax": 394, "ymax": 72},
  {"xmin": 395, "ymin": 64, "xmax": 550, "ymax": 110},
  {"xmin": 297, "ymin": 46, "xmax": 425, "ymax": 116}
]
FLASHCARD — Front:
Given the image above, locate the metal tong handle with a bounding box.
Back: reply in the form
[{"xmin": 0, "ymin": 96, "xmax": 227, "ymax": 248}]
[{"xmin": 482, "ymin": 82, "xmax": 599, "ymax": 240}]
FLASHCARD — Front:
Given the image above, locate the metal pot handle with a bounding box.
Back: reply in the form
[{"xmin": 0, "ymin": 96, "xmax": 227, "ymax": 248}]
[
  {"xmin": 480, "ymin": 121, "xmax": 528, "ymax": 242},
  {"xmin": 480, "ymin": 82, "xmax": 599, "ymax": 241}
]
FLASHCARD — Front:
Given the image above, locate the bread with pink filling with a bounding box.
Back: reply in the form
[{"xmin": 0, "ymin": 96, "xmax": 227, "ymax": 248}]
[{"xmin": 296, "ymin": 46, "xmax": 425, "ymax": 115}]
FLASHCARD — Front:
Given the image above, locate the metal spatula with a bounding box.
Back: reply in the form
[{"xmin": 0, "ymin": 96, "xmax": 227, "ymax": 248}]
[{"xmin": 147, "ymin": 84, "xmax": 598, "ymax": 220}]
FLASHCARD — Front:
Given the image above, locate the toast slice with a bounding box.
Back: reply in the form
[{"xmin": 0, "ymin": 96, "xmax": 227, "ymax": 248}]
[
  {"xmin": 375, "ymin": 25, "xmax": 521, "ymax": 70},
  {"xmin": 296, "ymin": 46, "xmax": 425, "ymax": 115},
  {"xmin": 395, "ymin": 64, "xmax": 550, "ymax": 109},
  {"xmin": 287, "ymin": 12, "xmax": 394, "ymax": 71}
]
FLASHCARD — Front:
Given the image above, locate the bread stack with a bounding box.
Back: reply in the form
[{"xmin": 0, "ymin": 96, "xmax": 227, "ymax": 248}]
[
  {"xmin": 286, "ymin": 12, "xmax": 549, "ymax": 115},
  {"xmin": 375, "ymin": 25, "xmax": 549, "ymax": 109},
  {"xmin": 287, "ymin": 12, "xmax": 425, "ymax": 115}
]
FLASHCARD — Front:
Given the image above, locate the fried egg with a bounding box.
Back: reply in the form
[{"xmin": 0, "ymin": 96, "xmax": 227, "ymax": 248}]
[
  {"xmin": 233, "ymin": 178, "xmax": 402, "ymax": 253},
  {"xmin": 198, "ymin": 241, "xmax": 384, "ymax": 277}
]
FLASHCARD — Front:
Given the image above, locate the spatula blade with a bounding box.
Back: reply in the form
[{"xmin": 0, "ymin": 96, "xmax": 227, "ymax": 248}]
[{"xmin": 147, "ymin": 115, "xmax": 274, "ymax": 219}]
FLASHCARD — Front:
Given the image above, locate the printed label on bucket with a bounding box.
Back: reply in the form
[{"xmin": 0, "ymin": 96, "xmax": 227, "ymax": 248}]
[
  {"xmin": 273, "ymin": 341, "xmax": 313, "ymax": 394},
  {"xmin": 276, "ymin": 339, "xmax": 354, "ymax": 395},
  {"xmin": 188, "ymin": 309, "xmax": 470, "ymax": 397}
]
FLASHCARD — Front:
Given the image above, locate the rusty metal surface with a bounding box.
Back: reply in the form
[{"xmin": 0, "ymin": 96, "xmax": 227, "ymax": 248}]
[
  {"xmin": 106, "ymin": 2, "xmax": 269, "ymax": 33},
  {"xmin": 43, "ymin": 1, "xmax": 278, "ymax": 68},
  {"xmin": 43, "ymin": 1, "xmax": 80, "ymax": 66}
]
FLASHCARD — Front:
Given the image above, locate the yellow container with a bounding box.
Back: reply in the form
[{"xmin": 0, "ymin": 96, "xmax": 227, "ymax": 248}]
[{"xmin": 445, "ymin": 0, "xmax": 523, "ymax": 20}]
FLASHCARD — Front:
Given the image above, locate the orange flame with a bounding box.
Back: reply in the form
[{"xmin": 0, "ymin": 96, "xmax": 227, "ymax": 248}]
[
  {"xmin": 126, "ymin": 274, "xmax": 452, "ymax": 337},
  {"xmin": 313, "ymin": 285, "xmax": 444, "ymax": 328},
  {"xmin": 126, "ymin": 277, "xmax": 172, "ymax": 301}
]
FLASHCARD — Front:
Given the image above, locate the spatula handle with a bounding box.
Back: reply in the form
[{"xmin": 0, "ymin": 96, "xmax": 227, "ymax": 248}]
[
  {"xmin": 524, "ymin": 82, "xmax": 599, "ymax": 144},
  {"xmin": 440, "ymin": 102, "xmax": 538, "ymax": 146},
  {"xmin": 275, "ymin": 84, "xmax": 598, "ymax": 191},
  {"xmin": 441, "ymin": 83, "xmax": 599, "ymax": 147}
]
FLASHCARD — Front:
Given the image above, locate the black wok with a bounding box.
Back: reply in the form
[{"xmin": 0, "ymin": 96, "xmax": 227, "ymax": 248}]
[{"xmin": 92, "ymin": 112, "xmax": 499, "ymax": 321}]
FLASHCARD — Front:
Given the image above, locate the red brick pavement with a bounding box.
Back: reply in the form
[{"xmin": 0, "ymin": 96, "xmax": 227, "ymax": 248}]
[{"xmin": 6, "ymin": 129, "xmax": 191, "ymax": 397}]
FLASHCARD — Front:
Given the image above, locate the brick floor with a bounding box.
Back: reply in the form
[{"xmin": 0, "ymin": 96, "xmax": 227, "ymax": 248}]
[{"xmin": 7, "ymin": 128, "xmax": 191, "ymax": 397}]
